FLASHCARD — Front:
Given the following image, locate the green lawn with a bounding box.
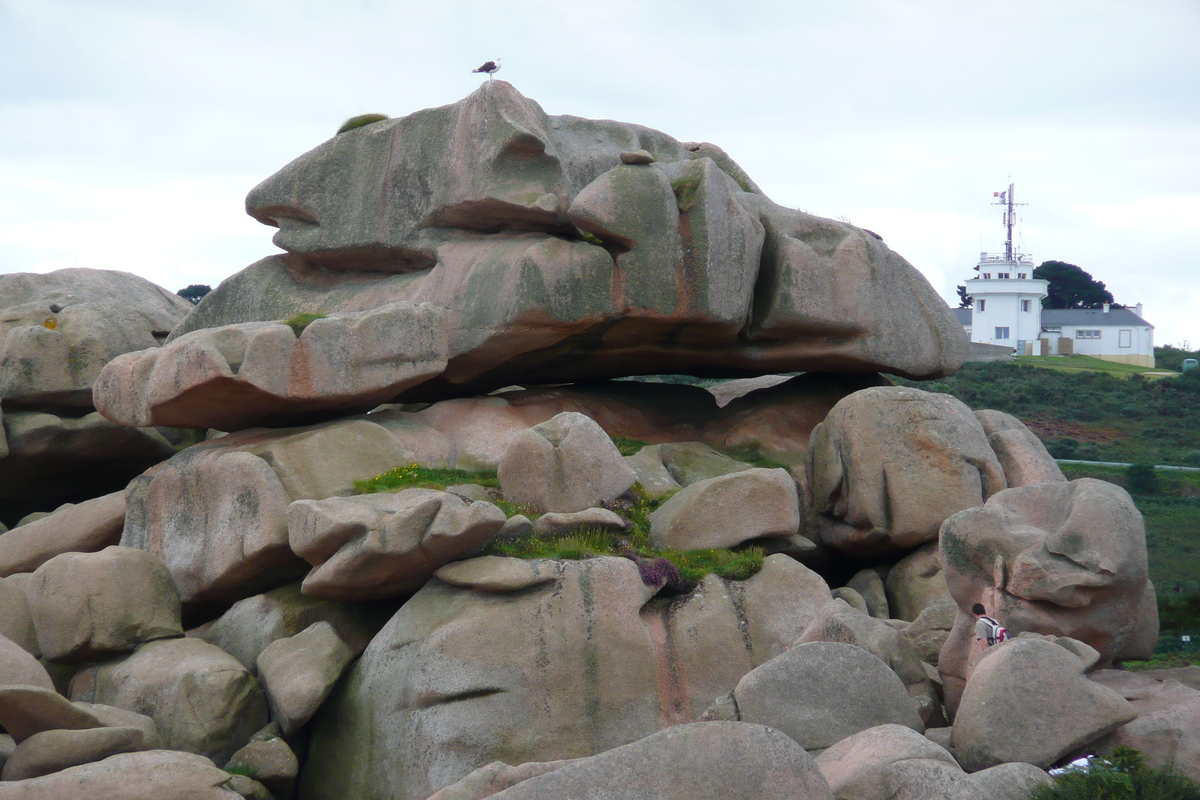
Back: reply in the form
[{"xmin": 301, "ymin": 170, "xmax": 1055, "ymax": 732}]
[{"xmin": 1015, "ymin": 354, "xmax": 1177, "ymax": 377}]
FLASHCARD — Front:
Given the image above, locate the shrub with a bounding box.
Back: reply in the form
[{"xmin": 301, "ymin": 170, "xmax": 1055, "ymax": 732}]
[
  {"xmin": 1046, "ymin": 438, "xmax": 1080, "ymax": 459},
  {"xmin": 1127, "ymin": 463, "xmax": 1161, "ymax": 495},
  {"xmin": 1032, "ymin": 746, "xmax": 1200, "ymax": 800},
  {"xmin": 337, "ymin": 113, "xmax": 389, "ymax": 134}
]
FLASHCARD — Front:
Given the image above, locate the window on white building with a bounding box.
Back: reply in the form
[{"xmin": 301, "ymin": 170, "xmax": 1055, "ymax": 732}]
[
  {"xmin": 1018, "ymin": 273, "xmax": 1027, "ymax": 279},
  {"xmin": 978, "ymin": 299, "xmax": 986, "ymax": 312},
  {"xmin": 995, "ymin": 327, "xmax": 1010, "ymax": 339},
  {"xmin": 982, "ymin": 273, "xmax": 991, "ymax": 279},
  {"xmin": 1119, "ymin": 329, "xmax": 1132, "ymax": 348},
  {"xmin": 1076, "ymin": 329, "xmax": 1102, "ymax": 339},
  {"xmin": 1021, "ymin": 300, "xmax": 1031, "ymax": 312},
  {"xmin": 998, "ymin": 273, "xmax": 1010, "ymax": 279}
]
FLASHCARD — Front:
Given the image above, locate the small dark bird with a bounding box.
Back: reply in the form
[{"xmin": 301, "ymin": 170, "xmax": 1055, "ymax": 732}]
[{"xmin": 472, "ymin": 58, "xmax": 501, "ymax": 79}]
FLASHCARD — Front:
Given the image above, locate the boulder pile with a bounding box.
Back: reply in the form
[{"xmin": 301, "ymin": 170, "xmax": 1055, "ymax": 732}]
[{"xmin": 0, "ymin": 84, "xmax": 1190, "ymax": 800}]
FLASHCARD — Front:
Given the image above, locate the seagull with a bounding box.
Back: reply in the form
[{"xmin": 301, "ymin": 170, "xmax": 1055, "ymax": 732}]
[{"xmin": 472, "ymin": 58, "xmax": 501, "ymax": 79}]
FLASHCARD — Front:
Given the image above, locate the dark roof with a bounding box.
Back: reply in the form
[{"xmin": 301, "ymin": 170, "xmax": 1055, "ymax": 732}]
[
  {"xmin": 949, "ymin": 307, "xmax": 1152, "ymax": 328},
  {"xmin": 1040, "ymin": 308, "xmax": 1153, "ymax": 328}
]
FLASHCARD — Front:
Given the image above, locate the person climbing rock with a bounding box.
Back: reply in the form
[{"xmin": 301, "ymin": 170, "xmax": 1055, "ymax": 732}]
[{"xmin": 972, "ymin": 603, "xmax": 1009, "ymax": 646}]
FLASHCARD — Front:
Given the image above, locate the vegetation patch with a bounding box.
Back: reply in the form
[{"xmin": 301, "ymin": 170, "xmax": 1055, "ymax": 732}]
[
  {"xmin": 1015, "ymin": 354, "xmax": 1171, "ymax": 377},
  {"xmin": 484, "ymin": 484, "xmax": 763, "ymax": 592},
  {"xmin": 282, "ymin": 312, "xmax": 328, "ymax": 337},
  {"xmin": 355, "ymin": 463, "xmax": 764, "ymax": 591},
  {"xmin": 611, "ymin": 436, "xmax": 647, "ymax": 456},
  {"xmin": 337, "ymin": 113, "xmax": 389, "ymax": 134},
  {"xmin": 353, "ymin": 462, "xmax": 500, "ymax": 494},
  {"xmin": 900, "ymin": 360, "xmax": 1200, "ymax": 467},
  {"xmin": 671, "ymin": 175, "xmax": 702, "ymax": 211},
  {"xmin": 1031, "ymin": 746, "xmax": 1200, "ymax": 800}
]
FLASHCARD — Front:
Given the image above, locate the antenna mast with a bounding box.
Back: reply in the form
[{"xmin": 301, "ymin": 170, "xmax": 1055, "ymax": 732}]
[{"xmin": 991, "ymin": 182, "xmax": 1026, "ymax": 262}]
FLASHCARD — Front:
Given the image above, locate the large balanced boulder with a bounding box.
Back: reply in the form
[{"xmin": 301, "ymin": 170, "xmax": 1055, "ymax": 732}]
[
  {"xmin": 806, "ymin": 387, "xmax": 1005, "ymax": 558},
  {"xmin": 938, "ymin": 478, "xmax": 1157, "ymax": 713},
  {"xmin": 97, "ymin": 82, "xmax": 962, "ymax": 433},
  {"xmin": 299, "ymin": 554, "xmax": 831, "ymax": 800}
]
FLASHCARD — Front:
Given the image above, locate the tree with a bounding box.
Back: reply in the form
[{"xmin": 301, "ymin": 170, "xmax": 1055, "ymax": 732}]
[
  {"xmin": 177, "ymin": 284, "xmax": 212, "ymax": 305},
  {"xmin": 1032, "ymin": 261, "xmax": 1116, "ymax": 309},
  {"xmin": 955, "ymin": 285, "xmax": 973, "ymax": 309}
]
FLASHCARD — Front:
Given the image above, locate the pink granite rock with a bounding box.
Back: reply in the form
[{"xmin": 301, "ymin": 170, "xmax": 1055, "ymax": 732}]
[
  {"xmin": 158, "ymin": 81, "xmax": 962, "ymax": 425},
  {"xmin": 498, "ymin": 412, "xmax": 635, "ymax": 514},
  {"xmin": 975, "ymin": 409, "xmax": 1065, "ymax": 487},
  {"xmin": 94, "ymin": 301, "xmax": 448, "ymax": 430},
  {"xmin": 427, "ymin": 722, "xmax": 834, "ymax": 800},
  {"xmin": 0, "ymin": 749, "xmax": 241, "ymax": 800},
  {"xmin": 288, "ymin": 489, "xmax": 506, "ymax": 600},
  {"xmin": 807, "ymin": 387, "xmax": 1005, "ymax": 558},
  {"xmin": 300, "ymin": 554, "xmax": 831, "ymax": 800},
  {"xmin": 1088, "ymin": 669, "xmax": 1200, "ymax": 782},
  {"xmin": 0, "ymin": 491, "xmax": 126, "ymax": 577},
  {"xmin": 938, "ymin": 479, "xmax": 1157, "ymax": 714},
  {"xmin": 0, "ymin": 634, "xmax": 54, "ymax": 692},
  {"xmin": 953, "ymin": 637, "xmax": 1135, "ymax": 771},
  {"xmin": 648, "ymin": 468, "xmax": 799, "ymax": 550},
  {"xmin": 26, "ymin": 546, "xmax": 181, "ymax": 664}
]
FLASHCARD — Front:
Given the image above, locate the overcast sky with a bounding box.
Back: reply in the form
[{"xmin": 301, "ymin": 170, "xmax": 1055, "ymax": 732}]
[{"xmin": 2, "ymin": 0, "xmax": 1197, "ymax": 348}]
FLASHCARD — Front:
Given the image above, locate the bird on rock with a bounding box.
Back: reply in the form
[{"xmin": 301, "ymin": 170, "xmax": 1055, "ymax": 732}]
[{"xmin": 472, "ymin": 58, "xmax": 501, "ymax": 79}]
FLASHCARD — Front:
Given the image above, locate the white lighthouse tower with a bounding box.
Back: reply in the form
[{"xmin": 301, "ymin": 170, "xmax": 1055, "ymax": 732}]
[{"xmin": 964, "ymin": 184, "xmax": 1048, "ymax": 353}]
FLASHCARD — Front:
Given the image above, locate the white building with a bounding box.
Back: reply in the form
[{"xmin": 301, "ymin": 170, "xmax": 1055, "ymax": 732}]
[
  {"xmin": 953, "ymin": 184, "xmax": 1156, "ymax": 368},
  {"xmin": 956, "ymin": 285, "xmax": 1157, "ymax": 368}
]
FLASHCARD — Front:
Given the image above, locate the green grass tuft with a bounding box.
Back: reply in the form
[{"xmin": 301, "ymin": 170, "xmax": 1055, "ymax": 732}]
[
  {"xmin": 281, "ymin": 312, "xmax": 327, "ymax": 336},
  {"xmin": 337, "ymin": 113, "xmax": 389, "ymax": 134},
  {"xmin": 660, "ymin": 546, "xmax": 765, "ymax": 583},
  {"xmin": 225, "ymin": 764, "xmax": 258, "ymax": 779},
  {"xmin": 671, "ymin": 175, "xmax": 702, "ymax": 211},
  {"xmin": 611, "ymin": 436, "xmax": 648, "ymax": 456},
  {"xmin": 353, "ymin": 462, "xmax": 500, "ymax": 494},
  {"xmin": 579, "ymin": 231, "xmax": 605, "ymax": 246}
]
